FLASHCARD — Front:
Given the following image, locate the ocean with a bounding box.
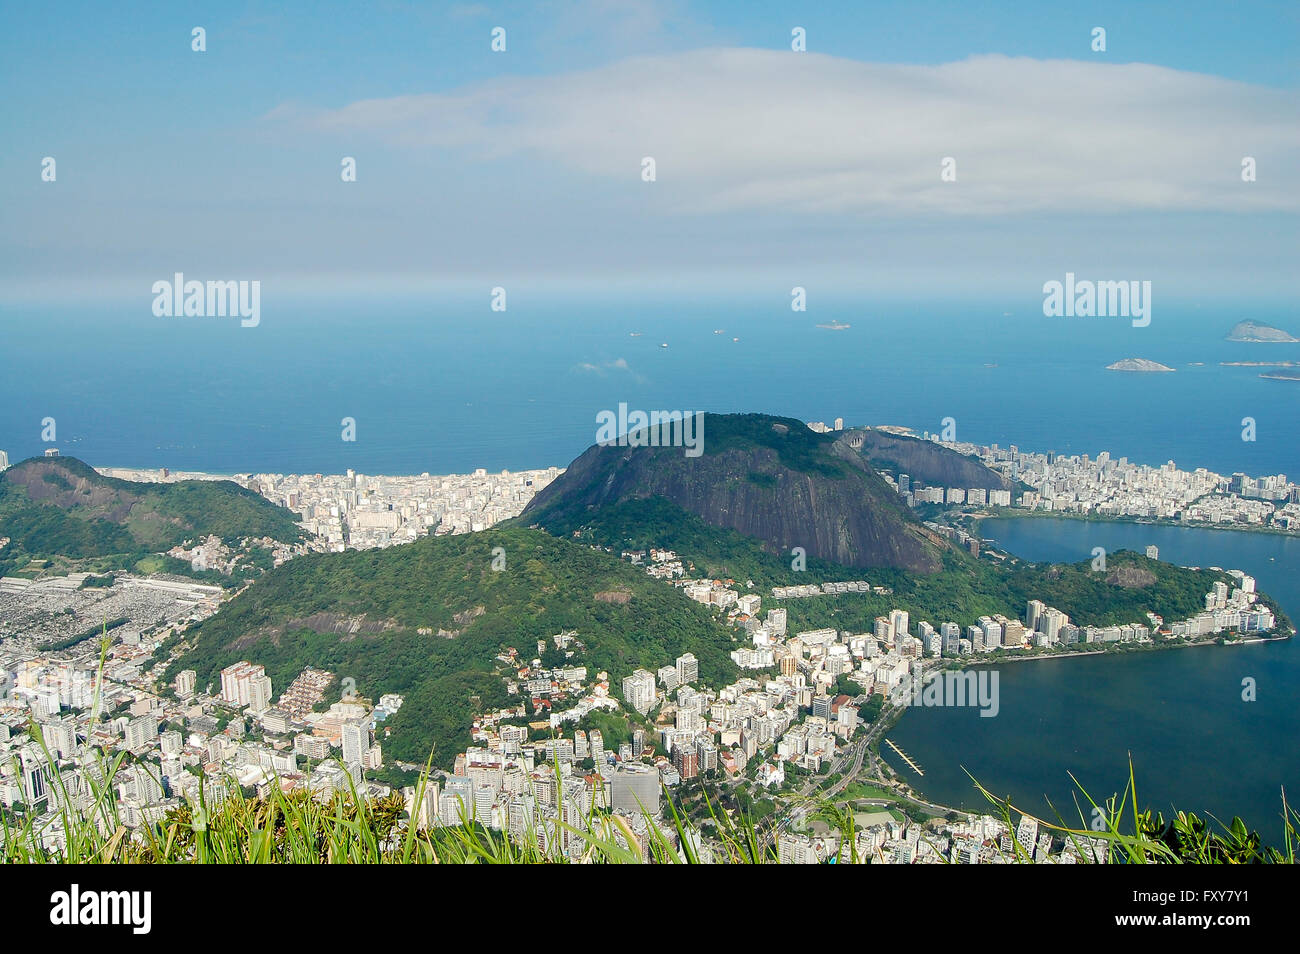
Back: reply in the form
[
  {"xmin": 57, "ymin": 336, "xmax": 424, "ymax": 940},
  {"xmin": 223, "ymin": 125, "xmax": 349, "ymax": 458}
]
[{"xmin": 1, "ymin": 292, "xmax": 1296, "ymax": 478}]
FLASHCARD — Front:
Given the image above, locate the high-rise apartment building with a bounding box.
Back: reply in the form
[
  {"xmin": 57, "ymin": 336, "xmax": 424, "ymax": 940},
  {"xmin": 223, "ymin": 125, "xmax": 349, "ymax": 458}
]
[
  {"xmin": 341, "ymin": 720, "xmax": 371, "ymax": 767},
  {"xmin": 220, "ymin": 662, "xmax": 272, "ymax": 711},
  {"xmin": 622, "ymin": 669, "xmax": 657, "ymax": 715},
  {"xmin": 675, "ymin": 652, "xmax": 699, "ymax": 686}
]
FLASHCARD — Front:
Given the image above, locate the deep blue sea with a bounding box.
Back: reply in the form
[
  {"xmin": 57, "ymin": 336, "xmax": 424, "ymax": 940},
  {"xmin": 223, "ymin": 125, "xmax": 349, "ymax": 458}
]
[{"xmin": 1, "ymin": 292, "xmax": 1296, "ymax": 477}]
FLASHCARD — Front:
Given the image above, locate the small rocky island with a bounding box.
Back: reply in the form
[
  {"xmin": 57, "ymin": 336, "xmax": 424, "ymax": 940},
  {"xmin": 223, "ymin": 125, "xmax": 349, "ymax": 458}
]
[
  {"xmin": 1106, "ymin": 358, "xmax": 1175, "ymax": 372},
  {"xmin": 1227, "ymin": 321, "xmax": 1298, "ymax": 343}
]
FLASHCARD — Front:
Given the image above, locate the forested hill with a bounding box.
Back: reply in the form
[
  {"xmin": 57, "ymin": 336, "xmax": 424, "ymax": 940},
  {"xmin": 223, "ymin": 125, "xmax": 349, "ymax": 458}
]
[
  {"xmin": 515, "ymin": 493, "xmax": 1237, "ymax": 633},
  {"xmin": 171, "ymin": 497, "xmax": 1252, "ymax": 768},
  {"xmin": 0, "ymin": 456, "xmax": 302, "ymax": 575},
  {"xmin": 167, "ymin": 526, "xmax": 741, "ymax": 767}
]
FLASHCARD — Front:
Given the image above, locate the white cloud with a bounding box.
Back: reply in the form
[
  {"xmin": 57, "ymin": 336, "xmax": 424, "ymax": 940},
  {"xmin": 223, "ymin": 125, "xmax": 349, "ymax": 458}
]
[{"xmin": 281, "ymin": 49, "xmax": 1300, "ymax": 216}]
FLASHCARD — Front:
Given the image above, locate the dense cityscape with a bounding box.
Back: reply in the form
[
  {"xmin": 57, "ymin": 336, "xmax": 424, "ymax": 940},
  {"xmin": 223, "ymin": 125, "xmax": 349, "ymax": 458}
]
[
  {"xmin": 99, "ymin": 463, "xmax": 562, "ymax": 551},
  {"xmin": 5, "ymin": 2, "xmax": 1291, "ymax": 929},
  {"xmin": 0, "ymin": 421, "xmax": 1280, "ymax": 861}
]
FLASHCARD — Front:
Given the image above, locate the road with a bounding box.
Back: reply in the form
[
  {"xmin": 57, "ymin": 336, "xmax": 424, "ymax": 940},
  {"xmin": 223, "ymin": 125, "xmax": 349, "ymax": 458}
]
[{"xmin": 754, "ymin": 702, "xmax": 902, "ymax": 849}]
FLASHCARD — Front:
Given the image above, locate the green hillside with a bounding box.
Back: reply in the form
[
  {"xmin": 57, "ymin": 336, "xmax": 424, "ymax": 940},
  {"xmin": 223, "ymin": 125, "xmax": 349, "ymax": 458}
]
[
  {"xmin": 516, "ymin": 495, "xmax": 1238, "ymax": 633},
  {"xmin": 172, "ymin": 498, "xmax": 1250, "ymax": 769},
  {"xmin": 168, "ymin": 526, "xmax": 741, "ymax": 767},
  {"xmin": 0, "ymin": 456, "xmax": 302, "ymax": 577}
]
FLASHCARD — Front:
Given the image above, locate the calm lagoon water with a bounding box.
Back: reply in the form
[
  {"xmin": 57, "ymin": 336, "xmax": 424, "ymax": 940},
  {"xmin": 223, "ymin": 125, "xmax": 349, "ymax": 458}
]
[{"xmin": 885, "ymin": 517, "xmax": 1300, "ymax": 836}]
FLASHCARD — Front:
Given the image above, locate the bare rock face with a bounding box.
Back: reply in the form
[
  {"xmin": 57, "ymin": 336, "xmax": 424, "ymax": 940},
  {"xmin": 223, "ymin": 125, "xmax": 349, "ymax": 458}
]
[
  {"xmin": 1106, "ymin": 566, "xmax": 1157, "ymax": 588},
  {"xmin": 524, "ymin": 413, "xmax": 946, "ymax": 574},
  {"xmin": 839, "ymin": 428, "xmax": 1012, "ymax": 491}
]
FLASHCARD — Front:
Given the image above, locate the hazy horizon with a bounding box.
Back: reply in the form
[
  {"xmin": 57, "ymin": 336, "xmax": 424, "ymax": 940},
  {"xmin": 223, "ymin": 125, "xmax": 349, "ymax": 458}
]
[{"xmin": 3, "ymin": 1, "xmax": 1296, "ymax": 298}]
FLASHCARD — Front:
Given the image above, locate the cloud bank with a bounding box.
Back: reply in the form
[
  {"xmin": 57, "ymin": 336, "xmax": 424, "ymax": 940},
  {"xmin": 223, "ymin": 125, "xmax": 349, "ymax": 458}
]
[{"xmin": 281, "ymin": 49, "xmax": 1300, "ymax": 216}]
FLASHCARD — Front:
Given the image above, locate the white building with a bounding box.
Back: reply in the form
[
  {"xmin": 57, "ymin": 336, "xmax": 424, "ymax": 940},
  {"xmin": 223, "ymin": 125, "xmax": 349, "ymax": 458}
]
[{"xmin": 622, "ymin": 670, "xmax": 657, "ymax": 715}]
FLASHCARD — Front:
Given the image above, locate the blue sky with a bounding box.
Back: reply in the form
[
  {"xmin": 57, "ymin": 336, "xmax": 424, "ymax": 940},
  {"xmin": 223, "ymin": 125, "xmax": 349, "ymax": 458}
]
[{"xmin": 2, "ymin": 0, "xmax": 1296, "ymax": 298}]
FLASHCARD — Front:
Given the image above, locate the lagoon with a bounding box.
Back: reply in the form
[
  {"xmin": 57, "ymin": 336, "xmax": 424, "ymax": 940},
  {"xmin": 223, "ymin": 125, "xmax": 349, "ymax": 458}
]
[{"xmin": 883, "ymin": 517, "xmax": 1300, "ymax": 837}]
